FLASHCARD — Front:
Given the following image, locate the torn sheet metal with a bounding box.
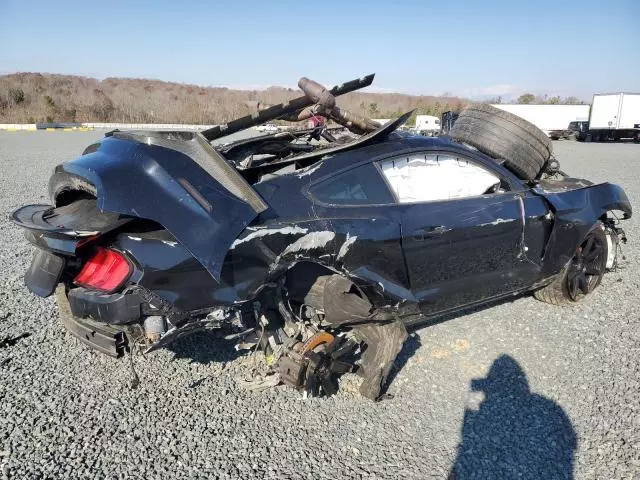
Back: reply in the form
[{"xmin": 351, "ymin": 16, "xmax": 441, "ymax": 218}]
[{"xmin": 322, "ymin": 275, "xmax": 373, "ymax": 326}]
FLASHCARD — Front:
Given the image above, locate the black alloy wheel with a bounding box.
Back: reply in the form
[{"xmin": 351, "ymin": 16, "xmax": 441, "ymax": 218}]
[{"xmin": 566, "ymin": 231, "xmax": 607, "ymax": 301}]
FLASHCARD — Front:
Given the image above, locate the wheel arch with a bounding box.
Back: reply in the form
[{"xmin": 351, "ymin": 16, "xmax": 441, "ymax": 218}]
[{"xmin": 48, "ymin": 169, "xmax": 97, "ymax": 206}]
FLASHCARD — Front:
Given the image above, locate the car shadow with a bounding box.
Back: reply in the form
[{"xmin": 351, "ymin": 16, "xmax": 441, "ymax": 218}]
[
  {"xmin": 448, "ymin": 354, "xmax": 577, "ymax": 479},
  {"xmin": 165, "ymin": 328, "xmax": 241, "ymax": 365},
  {"xmin": 162, "ymin": 293, "xmax": 540, "ymax": 397},
  {"xmin": 409, "ymin": 291, "xmax": 533, "ymax": 332},
  {"xmin": 381, "ymin": 332, "xmax": 422, "ymax": 396}
]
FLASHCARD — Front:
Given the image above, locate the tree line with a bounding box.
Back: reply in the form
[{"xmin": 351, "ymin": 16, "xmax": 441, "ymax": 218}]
[
  {"xmin": 0, "ymin": 73, "xmax": 471, "ymax": 125},
  {"xmin": 0, "ymin": 73, "xmax": 587, "ymax": 125},
  {"xmin": 513, "ymin": 93, "xmax": 585, "ymax": 105}
]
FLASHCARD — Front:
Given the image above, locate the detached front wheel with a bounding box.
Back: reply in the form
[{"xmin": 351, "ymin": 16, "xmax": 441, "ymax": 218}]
[{"xmin": 534, "ymin": 228, "xmax": 608, "ymax": 305}]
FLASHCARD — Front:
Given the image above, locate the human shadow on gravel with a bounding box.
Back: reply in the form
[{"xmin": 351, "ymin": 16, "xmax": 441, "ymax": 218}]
[{"xmin": 449, "ymin": 355, "xmax": 577, "ymax": 480}]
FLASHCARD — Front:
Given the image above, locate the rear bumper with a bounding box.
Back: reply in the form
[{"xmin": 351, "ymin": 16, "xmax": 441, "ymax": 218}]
[
  {"xmin": 67, "ymin": 287, "xmax": 142, "ymax": 325},
  {"xmin": 55, "ymin": 286, "xmax": 129, "ymax": 358}
]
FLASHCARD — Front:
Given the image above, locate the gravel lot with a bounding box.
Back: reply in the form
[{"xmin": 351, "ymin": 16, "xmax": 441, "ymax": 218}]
[{"xmin": 0, "ymin": 131, "xmax": 638, "ymax": 479}]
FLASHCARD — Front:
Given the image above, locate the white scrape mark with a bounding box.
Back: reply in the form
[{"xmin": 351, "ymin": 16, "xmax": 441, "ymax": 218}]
[
  {"xmin": 128, "ymin": 236, "xmax": 142, "ymax": 241},
  {"xmin": 296, "ymin": 162, "xmax": 322, "ymax": 178},
  {"xmin": 161, "ymin": 240, "xmax": 178, "ymax": 247},
  {"xmin": 478, "ymin": 218, "xmax": 516, "ymax": 227},
  {"xmin": 67, "ymin": 230, "xmax": 99, "ymax": 237},
  {"xmin": 280, "ymin": 231, "xmax": 335, "ymax": 257},
  {"xmin": 337, "ymin": 234, "xmax": 357, "ymax": 259},
  {"xmin": 231, "ymin": 226, "xmax": 308, "ymax": 248}
]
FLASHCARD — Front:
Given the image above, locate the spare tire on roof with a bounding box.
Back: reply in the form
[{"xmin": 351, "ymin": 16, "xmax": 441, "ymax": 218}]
[{"xmin": 448, "ymin": 103, "xmax": 552, "ymax": 180}]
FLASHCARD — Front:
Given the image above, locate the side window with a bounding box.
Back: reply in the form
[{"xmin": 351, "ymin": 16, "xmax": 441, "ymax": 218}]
[
  {"xmin": 378, "ymin": 153, "xmax": 504, "ymax": 204},
  {"xmin": 309, "ymin": 163, "xmax": 394, "ymax": 205}
]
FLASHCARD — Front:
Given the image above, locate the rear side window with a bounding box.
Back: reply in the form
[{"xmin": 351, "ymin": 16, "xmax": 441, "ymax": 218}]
[
  {"xmin": 309, "ymin": 163, "xmax": 394, "ymax": 205},
  {"xmin": 379, "ymin": 153, "xmax": 502, "ymax": 203}
]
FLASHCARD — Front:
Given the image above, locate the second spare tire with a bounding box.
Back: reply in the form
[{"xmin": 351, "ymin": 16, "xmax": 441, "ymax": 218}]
[{"xmin": 448, "ymin": 104, "xmax": 552, "ymax": 180}]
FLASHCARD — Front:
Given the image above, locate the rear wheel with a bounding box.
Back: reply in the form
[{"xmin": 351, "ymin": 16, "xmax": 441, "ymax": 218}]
[
  {"xmin": 534, "ymin": 227, "xmax": 608, "ymax": 305},
  {"xmin": 448, "ymin": 104, "xmax": 552, "ymax": 180}
]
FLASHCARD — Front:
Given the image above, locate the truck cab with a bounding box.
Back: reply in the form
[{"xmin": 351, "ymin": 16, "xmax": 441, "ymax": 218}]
[
  {"xmin": 414, "ymin": 115, "xmax": 441, "ymax": 136},
  {"xmin": 567, "ymin": 121, "xmax": 589, "ymax": 141}
]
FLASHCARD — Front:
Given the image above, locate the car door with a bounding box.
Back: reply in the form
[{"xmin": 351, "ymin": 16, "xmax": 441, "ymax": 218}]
[
  {"xmin": 378, "ymin": 151, "xmax": 530, "ymax": 315},
  {"xmin": 305, "ymin": 162, "xmax": 414, "ymax": 309}
]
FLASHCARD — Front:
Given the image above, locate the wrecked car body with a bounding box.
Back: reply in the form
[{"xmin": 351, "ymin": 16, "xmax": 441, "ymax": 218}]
[{"xmin": 10, "ymin": 74, "xmax": 631, "ymax": 400}]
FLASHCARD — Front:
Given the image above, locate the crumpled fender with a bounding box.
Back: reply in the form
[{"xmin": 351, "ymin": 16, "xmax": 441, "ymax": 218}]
[
  {"xmin": 533, "ymin": 181, "xmax": 631, "ymax": 274},
  {"xmin": 535, "ymin": 181, "xmax": 631, "ymax": 219},
  {"xmin": 53, "ymin": 134, "xmax": 265, "ymax": 280}
]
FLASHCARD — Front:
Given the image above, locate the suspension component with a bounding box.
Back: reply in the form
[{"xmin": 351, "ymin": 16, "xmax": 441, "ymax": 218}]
[{"xmin": 278, "ymin": 333, "xmax": 356, "ymax": 397}]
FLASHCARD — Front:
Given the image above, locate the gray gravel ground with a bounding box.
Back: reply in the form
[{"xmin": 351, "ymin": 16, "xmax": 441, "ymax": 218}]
[{"xmin": 0, "ymin": 131, "xmax": 638, "ymax": 479}]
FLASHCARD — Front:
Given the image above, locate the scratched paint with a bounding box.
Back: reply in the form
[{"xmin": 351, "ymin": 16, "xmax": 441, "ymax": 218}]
[
  {"xmin": 337, "ymin": 234, "xmax": 358, "ymax": 259},
  {"xmin": 230, "ymin": 225, "xmax": 309, "ymax": 248},
  {"xmin": 478, "ymin": 218, "xmax": 517, "ymax": 227},
  {"xmin": 296, "ymin": 162, "xmax": 323, "ymax": 178},
  {"xmin": 279, "ymin": 231, "xmax": 336, "ymax": 257}
]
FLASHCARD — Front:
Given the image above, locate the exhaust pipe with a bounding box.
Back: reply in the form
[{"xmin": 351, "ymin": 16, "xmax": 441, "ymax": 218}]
[
  {"xmin": 201, "ymin": 74, "xmax": 375, "ymax": 141},
  {"xmin": 298, "ymin": 77, "xmax": 379, "ymax": 135}
]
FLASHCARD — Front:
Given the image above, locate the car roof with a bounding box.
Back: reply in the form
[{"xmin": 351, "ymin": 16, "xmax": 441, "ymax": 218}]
[
  {"xmin": 303, "ymin": 134, "xmax": 526, "ymax": 193},
  {"xmin": 259, "ymin": 134, "xmax": 490, "ymax": 185},
  {"xmin": 317, "ymin": 134, "xmax": 476, "ymax": 171}
]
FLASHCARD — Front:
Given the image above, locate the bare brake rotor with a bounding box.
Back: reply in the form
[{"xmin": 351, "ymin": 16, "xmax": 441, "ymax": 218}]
[{"xmin": 301, "ymin": 331, "xmax": 334, "ymax": 354}]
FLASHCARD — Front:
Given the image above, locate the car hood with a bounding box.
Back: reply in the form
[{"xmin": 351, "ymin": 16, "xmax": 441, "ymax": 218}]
[{"xmin": 54, "ymin": 131, "xmax": 268, "ymax": 280}]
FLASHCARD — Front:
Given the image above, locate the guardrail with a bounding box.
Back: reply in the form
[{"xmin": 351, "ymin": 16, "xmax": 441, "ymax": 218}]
[
  {"xmin": 0, "ymin": 124, "xmax": 37, "ymax": 131},
  {"xmin": 0, "ymin": 123, "xmax": 219, "ymax": 131},
  {"xmin": 83, "ymin": 123, "xmax": 217, "ymax": 130}
]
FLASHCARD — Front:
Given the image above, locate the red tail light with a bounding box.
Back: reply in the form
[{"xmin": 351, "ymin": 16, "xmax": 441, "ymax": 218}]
[{"xmin": 74, "ymin": 248, "xmax": 132, "ymax": 292}]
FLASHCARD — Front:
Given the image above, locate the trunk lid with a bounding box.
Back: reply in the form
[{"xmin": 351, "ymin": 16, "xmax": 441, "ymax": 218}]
[
  {"xmin": 11, "ymin": 199, "xmax": 131, "ymax": 255},
  {"xmin": 10, "ymin": 199, "xmax": 132, "ymax": 296}
]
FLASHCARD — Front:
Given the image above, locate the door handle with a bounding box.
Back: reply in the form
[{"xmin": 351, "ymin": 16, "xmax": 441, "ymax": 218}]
[{"xmin": 412, "ymin": 225, "xmax": 448, "ymax": 241}]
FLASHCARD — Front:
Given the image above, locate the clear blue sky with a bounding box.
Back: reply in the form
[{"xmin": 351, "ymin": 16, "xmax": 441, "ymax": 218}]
[{"xmin": 1, "ymin": 0, "xmax": 638, "ymax": 100}]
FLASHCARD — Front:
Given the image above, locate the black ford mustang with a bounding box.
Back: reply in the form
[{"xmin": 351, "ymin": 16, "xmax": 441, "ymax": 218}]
[{"xmin": 11, "ymin": 75, "xmax": 631, "ymax": 400}]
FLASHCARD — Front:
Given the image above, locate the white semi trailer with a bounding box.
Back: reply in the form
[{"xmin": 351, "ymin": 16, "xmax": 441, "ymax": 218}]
[
  {"xmin": 584, "ymin": 93, "xmax": 640, "ymax": 142},
  {"xmin": 491, "ymin": 104, "xmax": 590, "ymax": 139}
]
